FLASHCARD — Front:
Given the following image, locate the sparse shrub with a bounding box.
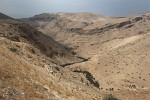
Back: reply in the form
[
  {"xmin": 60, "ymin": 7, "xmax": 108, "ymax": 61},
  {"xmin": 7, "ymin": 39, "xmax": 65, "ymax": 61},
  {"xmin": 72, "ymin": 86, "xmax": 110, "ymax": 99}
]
[
  {"xmin": 9, "ymin": 47, "xmax": 17, "ymax": 53},
  {"xmin": 109, "ymin": 88, "xmax": 114, "ymax": 91},
  {"xmin": 143, "ymin": 79, "xmax": 146, "ymax": 81},
  {"xmin": 31, "ymin": 48, "xmax": 35, "ymax": 54},
  {"xmin": 103, "ymin": 94, "xmax": 119, "ymax": 100}
]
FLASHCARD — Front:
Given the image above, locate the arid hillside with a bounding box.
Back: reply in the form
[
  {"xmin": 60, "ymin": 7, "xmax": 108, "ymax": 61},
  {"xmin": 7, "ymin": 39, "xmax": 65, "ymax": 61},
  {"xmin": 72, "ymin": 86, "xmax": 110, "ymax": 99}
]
[
  {"xmin": 0, "ymin": 13, "xmax": 105, "ymax": 100},
  {"xmin": 21, "ymin": 12, "xmax": 150, "ymax": 100}
]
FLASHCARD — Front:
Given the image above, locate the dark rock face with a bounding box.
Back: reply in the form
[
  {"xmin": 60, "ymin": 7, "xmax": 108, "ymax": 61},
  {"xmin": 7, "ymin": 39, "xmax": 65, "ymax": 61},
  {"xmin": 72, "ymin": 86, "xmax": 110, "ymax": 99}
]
[
  {"xmin": 131, "ymin": 16, "xmax": 143, "ymax": 22},
  {"xmin": 73, "ymin": 69, "xmax": 100, "ymax": 88},
  {"xmin": 116, "ymin": 21, "xmax": 132, "ymax": 28}
]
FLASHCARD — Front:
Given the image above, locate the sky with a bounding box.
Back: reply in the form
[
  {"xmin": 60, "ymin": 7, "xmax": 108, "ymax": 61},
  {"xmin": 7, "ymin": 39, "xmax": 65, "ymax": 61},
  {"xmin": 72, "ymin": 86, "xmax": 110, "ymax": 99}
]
[{"xmin": 0, "ymin": 0, "xmax": 150, "ymax": 18}]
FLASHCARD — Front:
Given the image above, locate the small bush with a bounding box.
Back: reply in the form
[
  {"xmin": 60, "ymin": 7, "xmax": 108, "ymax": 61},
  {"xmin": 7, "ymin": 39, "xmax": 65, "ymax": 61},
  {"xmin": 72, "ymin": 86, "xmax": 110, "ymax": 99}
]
[
  {"xmin": 31, "ymin": 48, "xmax": 35, "ymax": 54},
  {"xmin": 103, "ymin": 94, "xmax": 119, "ymax": 100},
  {"xmin": 9, "ymin": 47, "xmax": 17, "ymax": 53}
]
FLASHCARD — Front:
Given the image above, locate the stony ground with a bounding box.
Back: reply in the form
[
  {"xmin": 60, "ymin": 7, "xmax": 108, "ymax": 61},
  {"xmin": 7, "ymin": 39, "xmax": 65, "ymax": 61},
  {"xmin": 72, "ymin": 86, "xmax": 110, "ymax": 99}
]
[
  {"xmin": 0, "ymin": 12, "xmax": 150, "ymax": 99},
  {"xmin": 21, "ymin": 12, "xmax": 150, "ymax": 100}
]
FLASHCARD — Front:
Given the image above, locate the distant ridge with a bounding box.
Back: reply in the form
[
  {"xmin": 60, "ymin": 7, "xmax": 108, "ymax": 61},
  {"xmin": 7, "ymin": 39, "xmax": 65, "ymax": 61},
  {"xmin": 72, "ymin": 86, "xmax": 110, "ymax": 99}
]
[{"xmin": 0, "ymin": 12, "xmax": 13, "ymax": 19}]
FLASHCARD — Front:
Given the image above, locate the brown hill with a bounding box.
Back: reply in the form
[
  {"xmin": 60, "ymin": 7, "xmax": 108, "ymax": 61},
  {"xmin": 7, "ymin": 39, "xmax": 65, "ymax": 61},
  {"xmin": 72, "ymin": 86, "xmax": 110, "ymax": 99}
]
[
  {"xmin": 21, "ymin": 12, "xmax": 150, "ymax": 100},
  {"xmin": 0, "ymin": 13, "xmax": 103, "ymax": 100}
]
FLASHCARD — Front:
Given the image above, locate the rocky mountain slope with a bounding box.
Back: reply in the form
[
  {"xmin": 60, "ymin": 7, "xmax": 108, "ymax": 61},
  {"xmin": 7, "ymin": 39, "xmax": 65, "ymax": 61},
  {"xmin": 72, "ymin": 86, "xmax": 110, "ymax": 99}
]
[
  {"xmin": 0, "ymin": 12, "xmax": 104, "ymax": 100},
  {"xmin": 21, "ymin": 12, "xmax": 150, "ymax": 100}
]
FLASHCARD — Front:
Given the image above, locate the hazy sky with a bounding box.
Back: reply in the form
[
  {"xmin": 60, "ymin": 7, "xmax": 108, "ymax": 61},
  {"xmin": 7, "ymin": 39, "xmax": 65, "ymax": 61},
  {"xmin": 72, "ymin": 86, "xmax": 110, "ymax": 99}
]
[{"xmin": 0, "ymin": 0, "xmax": 150, "ymax": 18}]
